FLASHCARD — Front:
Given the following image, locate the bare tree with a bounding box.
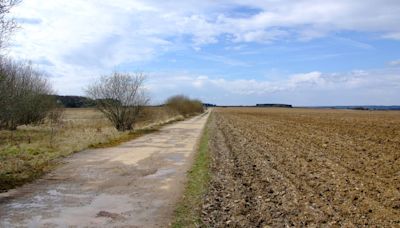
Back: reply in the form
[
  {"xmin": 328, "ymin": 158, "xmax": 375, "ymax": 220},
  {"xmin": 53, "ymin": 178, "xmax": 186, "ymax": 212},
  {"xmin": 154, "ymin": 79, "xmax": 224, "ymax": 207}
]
[
  {"xmin": 86, "ymin": 72, "xmax": 149, "ymax": 131},
  {"xmin": 0, "ymin": 57, "xmax": 57, "ymax": 130},
  {"xmin": 0, "ymin": 0, "xmax": 21, "ymax": 51}
]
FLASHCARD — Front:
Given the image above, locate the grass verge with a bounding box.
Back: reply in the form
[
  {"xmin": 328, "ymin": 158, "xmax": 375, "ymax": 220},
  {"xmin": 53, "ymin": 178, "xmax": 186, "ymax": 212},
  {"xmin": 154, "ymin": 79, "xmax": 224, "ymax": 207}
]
[
  {"xmin": 88, "ymin": 117, "xmax": 183, "ymax": 149},
  {"xmin": 172, "ymin": 120, "xmax": 210, "ymax": 227},
  {"xmin": 88, "ymin": 128, "xmax": 159, "ymax": 149},
  {"xmin": 0, "ymin": 115, "xmax": 185, "ymax": 192}
]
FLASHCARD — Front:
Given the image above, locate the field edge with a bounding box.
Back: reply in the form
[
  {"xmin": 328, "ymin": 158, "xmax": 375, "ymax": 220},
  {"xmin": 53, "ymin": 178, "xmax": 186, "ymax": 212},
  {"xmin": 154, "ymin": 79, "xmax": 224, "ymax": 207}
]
[{"xmin": 171, "ymin": 114, "xmax": 211, "ymax": 228}]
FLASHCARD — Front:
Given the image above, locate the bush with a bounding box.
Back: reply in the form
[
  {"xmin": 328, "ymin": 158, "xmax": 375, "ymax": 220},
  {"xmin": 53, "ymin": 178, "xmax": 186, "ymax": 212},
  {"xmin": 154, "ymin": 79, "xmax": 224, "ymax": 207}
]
[
  {"xmin": 0, "ymin": 58, "xmax": 57, "ymax": 130},
  {"xmin": 86, "ymin": 72, "xmax": 149, "ymax": 131},
  {"xmin": 165, "ymin": 95, "xmax": 204, "ymax": 116}
]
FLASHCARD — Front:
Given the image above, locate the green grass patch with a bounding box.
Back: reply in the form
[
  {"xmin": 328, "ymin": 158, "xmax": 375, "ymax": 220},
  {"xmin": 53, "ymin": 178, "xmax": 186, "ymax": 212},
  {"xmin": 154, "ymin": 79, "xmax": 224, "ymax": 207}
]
[
  {"xmin": 88, "ymin": 128, "xmax": 159, "ymax": 149},
  {"xmin": 0, "ymin": 145, "xmax": 58, "ymax": 191},
  {"xmin": 172, "ymin": 123, "xmax": 210, "ymax": 227},
  {"xmin": 89, "ymin": 117, "xmax": 184, "ymax": 149}
]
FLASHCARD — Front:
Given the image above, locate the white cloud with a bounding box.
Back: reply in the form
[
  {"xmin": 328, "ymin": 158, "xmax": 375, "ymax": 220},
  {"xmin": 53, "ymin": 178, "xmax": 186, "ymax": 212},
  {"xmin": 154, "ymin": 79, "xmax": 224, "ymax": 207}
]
[
  {"xmin": 388, "ymin": 60, "xmax": 400, "ymax": 66},
  {"xmin": 383, "ymin": 32, "xmax": 400, "ymax": 40},
  {"xmin": 34, "ymin": 64, "xmax": 400, "ymax": 105},
  {"xmin": 233, "ymin": 29, "xmax": 289, "ymax": 43},
  {"xmin": 197, "ymin": 54, "xmax": 251, "ymax": 67},
  {"xmin": 144, "ymin": 68, "xmax": 400, "ymax": 104},
  {"xmin": 287, "ymin": 72, "xmax": 325, "ymax": 88},
  {"xmin": 192, "ymin": 76, "xmax": 209, "ymax": 88},
  {"xmin": 11, "ymin": 0, "xmax": 400, "ymax": 62},
  {"xmin": 7, "ymin": 0, "xmax": 400, "ymax": 99}
]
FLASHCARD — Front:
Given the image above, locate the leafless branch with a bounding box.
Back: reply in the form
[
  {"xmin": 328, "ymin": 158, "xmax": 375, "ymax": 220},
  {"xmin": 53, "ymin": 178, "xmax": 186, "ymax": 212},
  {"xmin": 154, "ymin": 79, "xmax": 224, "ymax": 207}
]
[
  {"xmin": 86, "ymin": 72, "xmax": 149, "ymax": 131},
  {"xmin": 0, "ymin": 0, "xmax": 21, "ymax": 51}
]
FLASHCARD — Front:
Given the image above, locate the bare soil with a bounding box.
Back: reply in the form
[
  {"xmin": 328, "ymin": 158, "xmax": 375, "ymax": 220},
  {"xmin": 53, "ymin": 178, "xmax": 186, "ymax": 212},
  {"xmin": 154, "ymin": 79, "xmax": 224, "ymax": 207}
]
[
  {"xmin": 202, "ymin": 108, "xmax": 400, "ymax": 227},
  {"xmin": 0, "ymin": 112, "xmax": 209, "ymax": 227}
]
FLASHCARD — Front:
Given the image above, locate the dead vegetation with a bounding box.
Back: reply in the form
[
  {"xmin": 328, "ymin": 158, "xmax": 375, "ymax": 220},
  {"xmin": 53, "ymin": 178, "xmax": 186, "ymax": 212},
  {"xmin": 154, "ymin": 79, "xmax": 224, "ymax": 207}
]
[
  {"xmin": 0, "ymin": 107, "xmax": 179, "ymax": 192},
  {"xmin": 202, "ymin": 108, "xmax": 400, "ymax": 227}
]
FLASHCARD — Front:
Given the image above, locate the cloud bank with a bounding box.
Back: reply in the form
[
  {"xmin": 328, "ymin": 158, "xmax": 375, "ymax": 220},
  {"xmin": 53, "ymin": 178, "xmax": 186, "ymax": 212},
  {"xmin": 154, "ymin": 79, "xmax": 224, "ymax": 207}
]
[
  {"xmin": 7, "ymin": 0, "xmax": 400, "ymax": 105},
  {"xmin": 146, "ymin": 67, "xmax": 400, "ymax": 105}
]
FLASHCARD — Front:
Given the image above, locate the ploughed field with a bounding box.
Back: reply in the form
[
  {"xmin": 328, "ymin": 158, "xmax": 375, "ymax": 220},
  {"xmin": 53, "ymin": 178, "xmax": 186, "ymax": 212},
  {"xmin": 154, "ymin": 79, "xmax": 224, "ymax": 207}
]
[{"xmin": 202, "ymin": 108, "xmax": 400, "ymax": 227}]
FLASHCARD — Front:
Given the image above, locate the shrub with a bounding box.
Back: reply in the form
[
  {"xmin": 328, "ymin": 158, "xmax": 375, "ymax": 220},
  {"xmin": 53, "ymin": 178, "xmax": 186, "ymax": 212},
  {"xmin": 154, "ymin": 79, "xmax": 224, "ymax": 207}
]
[
  {"xmin": 86, "ymin": 72, "xmax": 149, "ymax": 131},
  {"xmin": 0, "ymin": 58, "xmax": 57, "ymax": 130},
  {"xmin": 165, "ymin": 95, "xmax": 204, "ymax": 116}
]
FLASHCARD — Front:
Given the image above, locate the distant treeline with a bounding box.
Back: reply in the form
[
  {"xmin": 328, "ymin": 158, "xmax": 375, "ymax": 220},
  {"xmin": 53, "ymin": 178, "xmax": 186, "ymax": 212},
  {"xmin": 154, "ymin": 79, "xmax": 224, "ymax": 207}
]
[
  {"xmin": 52, "ymin": 95, "xmax": 96, "ymax": 108},
  {"xmin": 256, "ymin": 104, "xmax": 293, "ymax": 108},
  {"xmin": 52, "ymin": 95, "xmax": 217, "ymax": 109},
  {"xmin": 215, "ymin": 104, "xmax": 293, "ymax": 108},
  {"xmin": 306, "ymin": 106, "xmax": 400, "ymax": 111},
  {"xmin": 203, "ymin": 103, "xmax": 217, "ymax": 107}
]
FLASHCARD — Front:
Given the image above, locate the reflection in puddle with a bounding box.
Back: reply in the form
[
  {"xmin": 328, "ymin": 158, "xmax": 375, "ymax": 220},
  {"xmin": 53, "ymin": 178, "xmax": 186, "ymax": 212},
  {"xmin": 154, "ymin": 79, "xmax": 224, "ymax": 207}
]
[
  {"xmin": 144, "ymin": 168, "xmax": 175, "ymax": 179},
  {"xmin": 165, "ymin": 154, "xmax": 184, "ymax": 163}
]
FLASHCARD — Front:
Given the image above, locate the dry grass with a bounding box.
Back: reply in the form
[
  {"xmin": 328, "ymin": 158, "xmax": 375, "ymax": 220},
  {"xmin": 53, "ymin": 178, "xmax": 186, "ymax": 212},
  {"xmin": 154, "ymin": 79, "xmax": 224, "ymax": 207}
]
[{"xmin": 0, "ymin": 107, "xmax": 179, "ymax": 192}]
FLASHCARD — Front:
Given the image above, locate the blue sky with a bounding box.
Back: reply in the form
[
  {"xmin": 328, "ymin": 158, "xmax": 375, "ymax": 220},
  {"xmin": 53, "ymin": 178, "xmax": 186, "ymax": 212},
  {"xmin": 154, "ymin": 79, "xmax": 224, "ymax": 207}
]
[{"xmin": 9, "ymin": 0, "xmax": 400, "ymax": 105}]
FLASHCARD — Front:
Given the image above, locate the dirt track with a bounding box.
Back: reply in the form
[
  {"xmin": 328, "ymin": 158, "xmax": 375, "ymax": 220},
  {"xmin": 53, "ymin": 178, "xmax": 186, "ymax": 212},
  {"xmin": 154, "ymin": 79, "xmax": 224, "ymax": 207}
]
[{"xmin": 0, "ymin": 112, "xmax": 209, "ymax": 227}]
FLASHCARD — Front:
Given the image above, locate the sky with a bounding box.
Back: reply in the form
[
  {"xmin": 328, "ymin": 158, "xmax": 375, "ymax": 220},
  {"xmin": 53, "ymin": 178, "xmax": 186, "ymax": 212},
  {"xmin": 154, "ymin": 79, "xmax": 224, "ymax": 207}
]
[{"xmin": 8, "ymin": 0, "xmax": 400, "ymax": 105}]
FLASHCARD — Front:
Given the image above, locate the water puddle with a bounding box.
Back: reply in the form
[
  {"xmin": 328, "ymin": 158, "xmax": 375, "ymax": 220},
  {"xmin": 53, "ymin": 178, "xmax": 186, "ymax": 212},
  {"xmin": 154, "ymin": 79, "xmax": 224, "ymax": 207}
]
[
  {"xmin": 165, "ymin": 154, "xmax": 184, "ymax": 163},
  {"xmin": 144, "ymin": 168, "xmax": 176, "ymax": 179}
]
